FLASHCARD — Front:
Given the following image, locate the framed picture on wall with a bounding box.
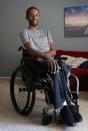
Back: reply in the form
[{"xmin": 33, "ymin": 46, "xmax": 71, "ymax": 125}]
[{"xmin": 64, "ymin": 5, "xmax": 88, "ymax": 37}]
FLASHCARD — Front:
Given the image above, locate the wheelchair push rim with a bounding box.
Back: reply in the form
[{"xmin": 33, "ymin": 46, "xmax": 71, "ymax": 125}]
[{"xmin": 10, "ymin": 65, "xmax": 35, "ymax": 115}]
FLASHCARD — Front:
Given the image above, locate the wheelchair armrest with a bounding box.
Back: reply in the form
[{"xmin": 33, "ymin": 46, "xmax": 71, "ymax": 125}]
[
  {"xmin": 55, "ymin": 57, "xmax": 67, "ymax": 61},
  {"xmin": 22, "ymin": 57, "xmax": 34, "ymax": 61}
]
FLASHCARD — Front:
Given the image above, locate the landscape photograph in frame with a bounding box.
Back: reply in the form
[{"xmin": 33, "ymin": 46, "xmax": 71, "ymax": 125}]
[{"xmin": 64, "ymin": 6, "xmax": 88, "ymax": 37}]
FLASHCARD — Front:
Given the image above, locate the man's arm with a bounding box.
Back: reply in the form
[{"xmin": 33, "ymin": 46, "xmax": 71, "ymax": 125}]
[
  {"xmin": 45, "ymin": 43, "xmax": 56, "ymax": 57},
  {"xmin": 24, "ymin": 42, "xmax": 48, "ymax": 59},
  {"xmin": 24, "ymin": 42, "xmax": 59, "ymax": 73}
]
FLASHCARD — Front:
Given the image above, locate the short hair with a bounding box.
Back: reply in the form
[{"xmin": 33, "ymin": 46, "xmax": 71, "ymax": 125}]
[{"xmin": 26, "ymin": 6, "xmax": 39, "ymax": 17}]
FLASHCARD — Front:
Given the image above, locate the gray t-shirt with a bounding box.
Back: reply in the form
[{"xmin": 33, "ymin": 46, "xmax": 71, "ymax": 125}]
[{"xmin": 20, "ymin": 29, "xmax": 53, "ymax": 52}]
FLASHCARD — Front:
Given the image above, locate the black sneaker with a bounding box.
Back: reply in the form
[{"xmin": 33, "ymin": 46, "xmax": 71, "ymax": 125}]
[
  {"xmin": 58, "ymin": 105, "xmax": 76, "ymax": 126},
  {"xmin": 70, "ymin": 105, "xmax": 83, "ymax": 122}
]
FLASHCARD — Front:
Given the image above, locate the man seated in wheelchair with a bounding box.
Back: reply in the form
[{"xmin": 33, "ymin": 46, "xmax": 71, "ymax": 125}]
[{"xmin": 20, "ymin": 6, "xmax": 82, "ymax": 126}]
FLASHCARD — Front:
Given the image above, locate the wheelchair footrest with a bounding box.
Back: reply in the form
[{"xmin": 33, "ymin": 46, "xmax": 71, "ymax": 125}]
[{"xmin": 42, "ymin": 112, "xmax": 53, "ymax": 125}]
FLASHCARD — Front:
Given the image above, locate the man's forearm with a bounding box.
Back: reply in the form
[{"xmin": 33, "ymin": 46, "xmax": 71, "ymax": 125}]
[
  {"xmin": 27, "ymin": 47, "xmax": 48, "ymax": 59},
  {"xmin": 24, "ymin": 43, "xmax": 48, "ymax": 59}
]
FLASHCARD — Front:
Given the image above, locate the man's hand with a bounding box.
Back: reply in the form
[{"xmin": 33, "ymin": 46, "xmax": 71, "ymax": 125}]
[
  {"xmin": 45, "ymin": 50, "xmax": 56, "ymax": 57},
  {"xmin": 46, "ymin": 56, "xmax": 60, "ymax": 73}
]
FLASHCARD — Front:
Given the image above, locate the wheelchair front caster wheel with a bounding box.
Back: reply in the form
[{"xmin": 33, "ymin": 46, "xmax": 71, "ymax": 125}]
[{"xmin": 42, "ymin": 113, "xmax": 52, "ymax": 125}]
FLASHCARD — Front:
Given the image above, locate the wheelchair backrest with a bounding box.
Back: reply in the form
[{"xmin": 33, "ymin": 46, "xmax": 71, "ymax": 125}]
[{"xmin": 18, "ymin": 46, "xmax": 31, "ymax": 58}]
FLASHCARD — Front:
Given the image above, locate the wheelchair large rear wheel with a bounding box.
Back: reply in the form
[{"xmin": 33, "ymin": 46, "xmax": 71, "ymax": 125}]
[{"xmin": 10, "ymin": 65, "xmax": 35, "ymax": 115}]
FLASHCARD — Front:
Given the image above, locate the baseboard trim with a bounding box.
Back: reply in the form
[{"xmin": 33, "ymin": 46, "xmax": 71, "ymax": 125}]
[
  {"xmin": 0, "ymin": 76, "xmax": 21, "ymax": 80},
  {"xmin": 0, "ymin": 76, "xmax": 11, "ymax": 79}
]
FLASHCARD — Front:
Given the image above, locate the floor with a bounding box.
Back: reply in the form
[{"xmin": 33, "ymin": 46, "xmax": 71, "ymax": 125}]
[{"xmin": 0, "ymin": 78, "xmax": 88, "ymax": 131}]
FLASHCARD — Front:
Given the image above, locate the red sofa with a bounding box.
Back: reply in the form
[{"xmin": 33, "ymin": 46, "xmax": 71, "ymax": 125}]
[{"xmin": 55, "ymin": 50, "xmax": 88, "ymax": 91}]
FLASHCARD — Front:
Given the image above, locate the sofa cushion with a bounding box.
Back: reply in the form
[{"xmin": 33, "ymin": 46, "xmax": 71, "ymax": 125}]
[{"xmin": 60, "ymin": 55, "xmax": 88, "ymax": 68}]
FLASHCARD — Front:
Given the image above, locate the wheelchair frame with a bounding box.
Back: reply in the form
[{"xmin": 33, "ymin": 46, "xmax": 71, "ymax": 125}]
[{"xmin": 10, "ymin": 46, "xmax": 80, "ymax": 125}]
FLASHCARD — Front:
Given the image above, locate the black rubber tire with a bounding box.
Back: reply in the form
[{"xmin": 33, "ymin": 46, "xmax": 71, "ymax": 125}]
[{"xmin": 10, "ymin": 65, "xmax": 35, "ymax": 115}]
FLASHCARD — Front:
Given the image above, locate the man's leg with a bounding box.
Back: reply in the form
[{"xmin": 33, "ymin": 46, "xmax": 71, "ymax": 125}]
[
  {"xmin": 51, "ymin": 72, "xmax": 65, "ymax": 109},
  {"xmin": 56, "ymin": 61, "xmax": 83, "ymax": 125}
]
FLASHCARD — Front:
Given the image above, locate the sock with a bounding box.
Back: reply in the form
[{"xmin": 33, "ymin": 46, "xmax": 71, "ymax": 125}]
[{"xmin": 62, "ymin": 100, "xmax": 67, "ymax": 106}]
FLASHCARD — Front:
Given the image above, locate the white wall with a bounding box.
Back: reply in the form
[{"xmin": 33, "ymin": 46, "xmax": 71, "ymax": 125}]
[{"xmin": 0, "ymin": 0, "xmax": 88, "ymax": 76}]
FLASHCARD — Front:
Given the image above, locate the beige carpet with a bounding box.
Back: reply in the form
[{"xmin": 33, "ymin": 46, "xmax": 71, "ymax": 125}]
[{"xmin": 0, "ymin": 78, "xmax": 88, "ymax": 131}]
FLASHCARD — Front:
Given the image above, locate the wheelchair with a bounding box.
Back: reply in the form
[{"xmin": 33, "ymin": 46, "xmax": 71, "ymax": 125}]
[{"xmin": 10, "ymin": 46, "xmax": 80, "ymax": 125}]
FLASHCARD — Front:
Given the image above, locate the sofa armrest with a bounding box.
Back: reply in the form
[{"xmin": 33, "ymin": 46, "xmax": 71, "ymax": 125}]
[
  {"xmin": 56, "ymin": 50, "xmax": 88, "ymax": 59},
  {"xmin": 71, "ymin": 68, "xmax": 88, "ymax": 76}
]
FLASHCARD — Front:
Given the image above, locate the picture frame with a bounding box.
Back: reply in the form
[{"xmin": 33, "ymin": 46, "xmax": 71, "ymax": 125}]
[{"xmin": 64, "ymin": 5, "xmax": 88, "ymax": 37}]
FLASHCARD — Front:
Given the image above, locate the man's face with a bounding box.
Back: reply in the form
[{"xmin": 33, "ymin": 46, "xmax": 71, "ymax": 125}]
[{"xmin": 27, "ymin": 9, "xmax": 39, "ymax": 27}]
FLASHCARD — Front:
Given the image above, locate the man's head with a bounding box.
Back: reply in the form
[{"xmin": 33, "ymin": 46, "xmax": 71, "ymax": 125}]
[{"xmin": 26, "ymin": 6, "xmax": 40, "ymax": 27}]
